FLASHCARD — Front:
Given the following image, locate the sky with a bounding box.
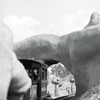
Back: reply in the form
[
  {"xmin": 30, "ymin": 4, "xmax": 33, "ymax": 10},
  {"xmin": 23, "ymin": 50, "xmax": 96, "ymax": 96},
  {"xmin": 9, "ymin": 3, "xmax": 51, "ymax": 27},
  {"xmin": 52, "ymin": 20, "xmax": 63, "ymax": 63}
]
[{"xmin": 0, "ymin": 0, "xmax": 100, "ymax": 42}]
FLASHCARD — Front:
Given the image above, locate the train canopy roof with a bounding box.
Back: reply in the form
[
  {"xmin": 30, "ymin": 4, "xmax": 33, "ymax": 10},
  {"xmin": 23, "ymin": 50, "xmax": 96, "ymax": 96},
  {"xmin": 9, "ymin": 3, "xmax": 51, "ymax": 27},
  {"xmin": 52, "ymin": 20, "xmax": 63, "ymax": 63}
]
[{"xmin": 19, "ymin": 58, "xmax": 48, "ymax": 69}]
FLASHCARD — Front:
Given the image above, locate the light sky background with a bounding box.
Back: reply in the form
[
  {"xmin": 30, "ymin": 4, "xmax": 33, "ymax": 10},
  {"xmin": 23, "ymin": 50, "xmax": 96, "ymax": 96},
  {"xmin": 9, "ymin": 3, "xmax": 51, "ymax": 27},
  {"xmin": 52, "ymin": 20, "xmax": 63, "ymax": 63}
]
[{"xmin": 0, "ymin": 0, "xmax": 100, "ymax": 42}]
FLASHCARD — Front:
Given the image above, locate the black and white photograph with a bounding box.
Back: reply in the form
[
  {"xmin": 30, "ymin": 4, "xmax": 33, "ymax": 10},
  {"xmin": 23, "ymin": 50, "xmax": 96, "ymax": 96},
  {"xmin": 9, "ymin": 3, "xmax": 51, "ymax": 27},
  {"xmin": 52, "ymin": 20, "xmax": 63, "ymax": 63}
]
[{"xmin": 0, "ymin": 0, "xmax": 100, "ymax": 100}]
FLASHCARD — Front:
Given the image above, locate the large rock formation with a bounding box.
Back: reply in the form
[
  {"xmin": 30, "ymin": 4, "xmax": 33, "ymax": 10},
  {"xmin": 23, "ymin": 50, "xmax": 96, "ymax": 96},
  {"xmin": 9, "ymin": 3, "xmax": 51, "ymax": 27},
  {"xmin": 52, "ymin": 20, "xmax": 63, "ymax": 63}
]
[{"xmin": 14, "ymin": 12, "xmax": 100, "ymax": 99}]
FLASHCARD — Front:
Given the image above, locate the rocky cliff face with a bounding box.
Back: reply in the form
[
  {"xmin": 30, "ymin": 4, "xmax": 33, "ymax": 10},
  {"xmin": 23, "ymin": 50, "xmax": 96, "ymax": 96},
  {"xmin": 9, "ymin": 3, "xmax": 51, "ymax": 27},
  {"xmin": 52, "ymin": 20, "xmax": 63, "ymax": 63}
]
[
  {"xmin": 14, "ymin": 12, "xmax": 100, "ymax": 100},
  {"xmin": 47, "ymin": 62, "xmax": 76, "ymax": 99}
]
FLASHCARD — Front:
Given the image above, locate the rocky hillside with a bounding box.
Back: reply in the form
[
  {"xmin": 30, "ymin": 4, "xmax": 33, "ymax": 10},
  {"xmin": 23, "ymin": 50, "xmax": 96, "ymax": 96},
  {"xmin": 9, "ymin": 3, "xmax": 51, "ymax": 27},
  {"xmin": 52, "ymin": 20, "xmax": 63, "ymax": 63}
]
[
  {"xmin": 14, "ymin": 12, "xmax": 100, "ymax": 100},
  {"xmin": 77, "ymin": 84, "xmax": 100, "ymax": 100}
]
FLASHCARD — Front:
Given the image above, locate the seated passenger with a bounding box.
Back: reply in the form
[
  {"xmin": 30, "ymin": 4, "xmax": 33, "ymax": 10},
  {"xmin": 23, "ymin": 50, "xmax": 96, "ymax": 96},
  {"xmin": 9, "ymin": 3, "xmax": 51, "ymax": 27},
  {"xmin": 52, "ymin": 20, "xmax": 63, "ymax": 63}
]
[{"xmin": 33, "ymin": 69, "xmax": 38, "ymax": 80}]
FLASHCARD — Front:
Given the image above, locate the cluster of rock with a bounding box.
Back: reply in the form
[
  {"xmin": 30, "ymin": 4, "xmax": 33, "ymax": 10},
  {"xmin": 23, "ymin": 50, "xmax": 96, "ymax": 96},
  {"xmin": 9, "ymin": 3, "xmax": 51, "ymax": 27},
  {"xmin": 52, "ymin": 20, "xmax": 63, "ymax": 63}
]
[
  {"xmin": 47, "ymin": 62, "xmax": 76, "ymax": 99},
  {"xmin": 77, "ymin": 85, "xmax": 100, "ymax": 100}
]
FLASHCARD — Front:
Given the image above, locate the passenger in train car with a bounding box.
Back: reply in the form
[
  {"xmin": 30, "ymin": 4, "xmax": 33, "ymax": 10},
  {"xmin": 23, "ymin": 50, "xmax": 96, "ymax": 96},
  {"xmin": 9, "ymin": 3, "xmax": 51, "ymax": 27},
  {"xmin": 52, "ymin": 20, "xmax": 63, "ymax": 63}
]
[
  {"xmin": 0, "ymin": 23, "xmax": 31, "ymax": 100},
  {"xmin": 33, "ymin": 69, "xmax": 38, "ymax": 80}
]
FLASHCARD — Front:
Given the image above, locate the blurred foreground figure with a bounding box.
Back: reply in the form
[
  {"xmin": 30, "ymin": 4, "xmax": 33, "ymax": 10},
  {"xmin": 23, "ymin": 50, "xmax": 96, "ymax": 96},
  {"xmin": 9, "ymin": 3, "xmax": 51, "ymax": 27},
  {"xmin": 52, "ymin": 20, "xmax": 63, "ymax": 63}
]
[{"xmin": 0, "ymin": 23, "xmax": 31, "ymax": 100}]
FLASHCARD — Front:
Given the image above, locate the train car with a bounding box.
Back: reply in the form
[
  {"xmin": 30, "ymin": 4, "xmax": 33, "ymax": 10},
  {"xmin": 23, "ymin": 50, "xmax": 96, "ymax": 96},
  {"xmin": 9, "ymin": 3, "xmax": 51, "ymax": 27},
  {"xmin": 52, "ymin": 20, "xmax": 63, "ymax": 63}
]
[
  {"xmin": 19, "ymin": 59, "xmax": 76, "ymax": 100},
  {"xmin": 19, "ymin": 59, "xmax": 49, "ymax": 100}
]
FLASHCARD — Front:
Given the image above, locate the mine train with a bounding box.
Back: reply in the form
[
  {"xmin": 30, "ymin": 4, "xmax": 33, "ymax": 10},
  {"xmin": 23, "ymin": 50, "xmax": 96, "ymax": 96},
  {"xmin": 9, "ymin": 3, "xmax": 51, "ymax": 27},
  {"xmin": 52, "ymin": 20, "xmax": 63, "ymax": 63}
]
[{"xmin": 19, "ymin": 59, "xmax": 74, "ymax": 100}]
